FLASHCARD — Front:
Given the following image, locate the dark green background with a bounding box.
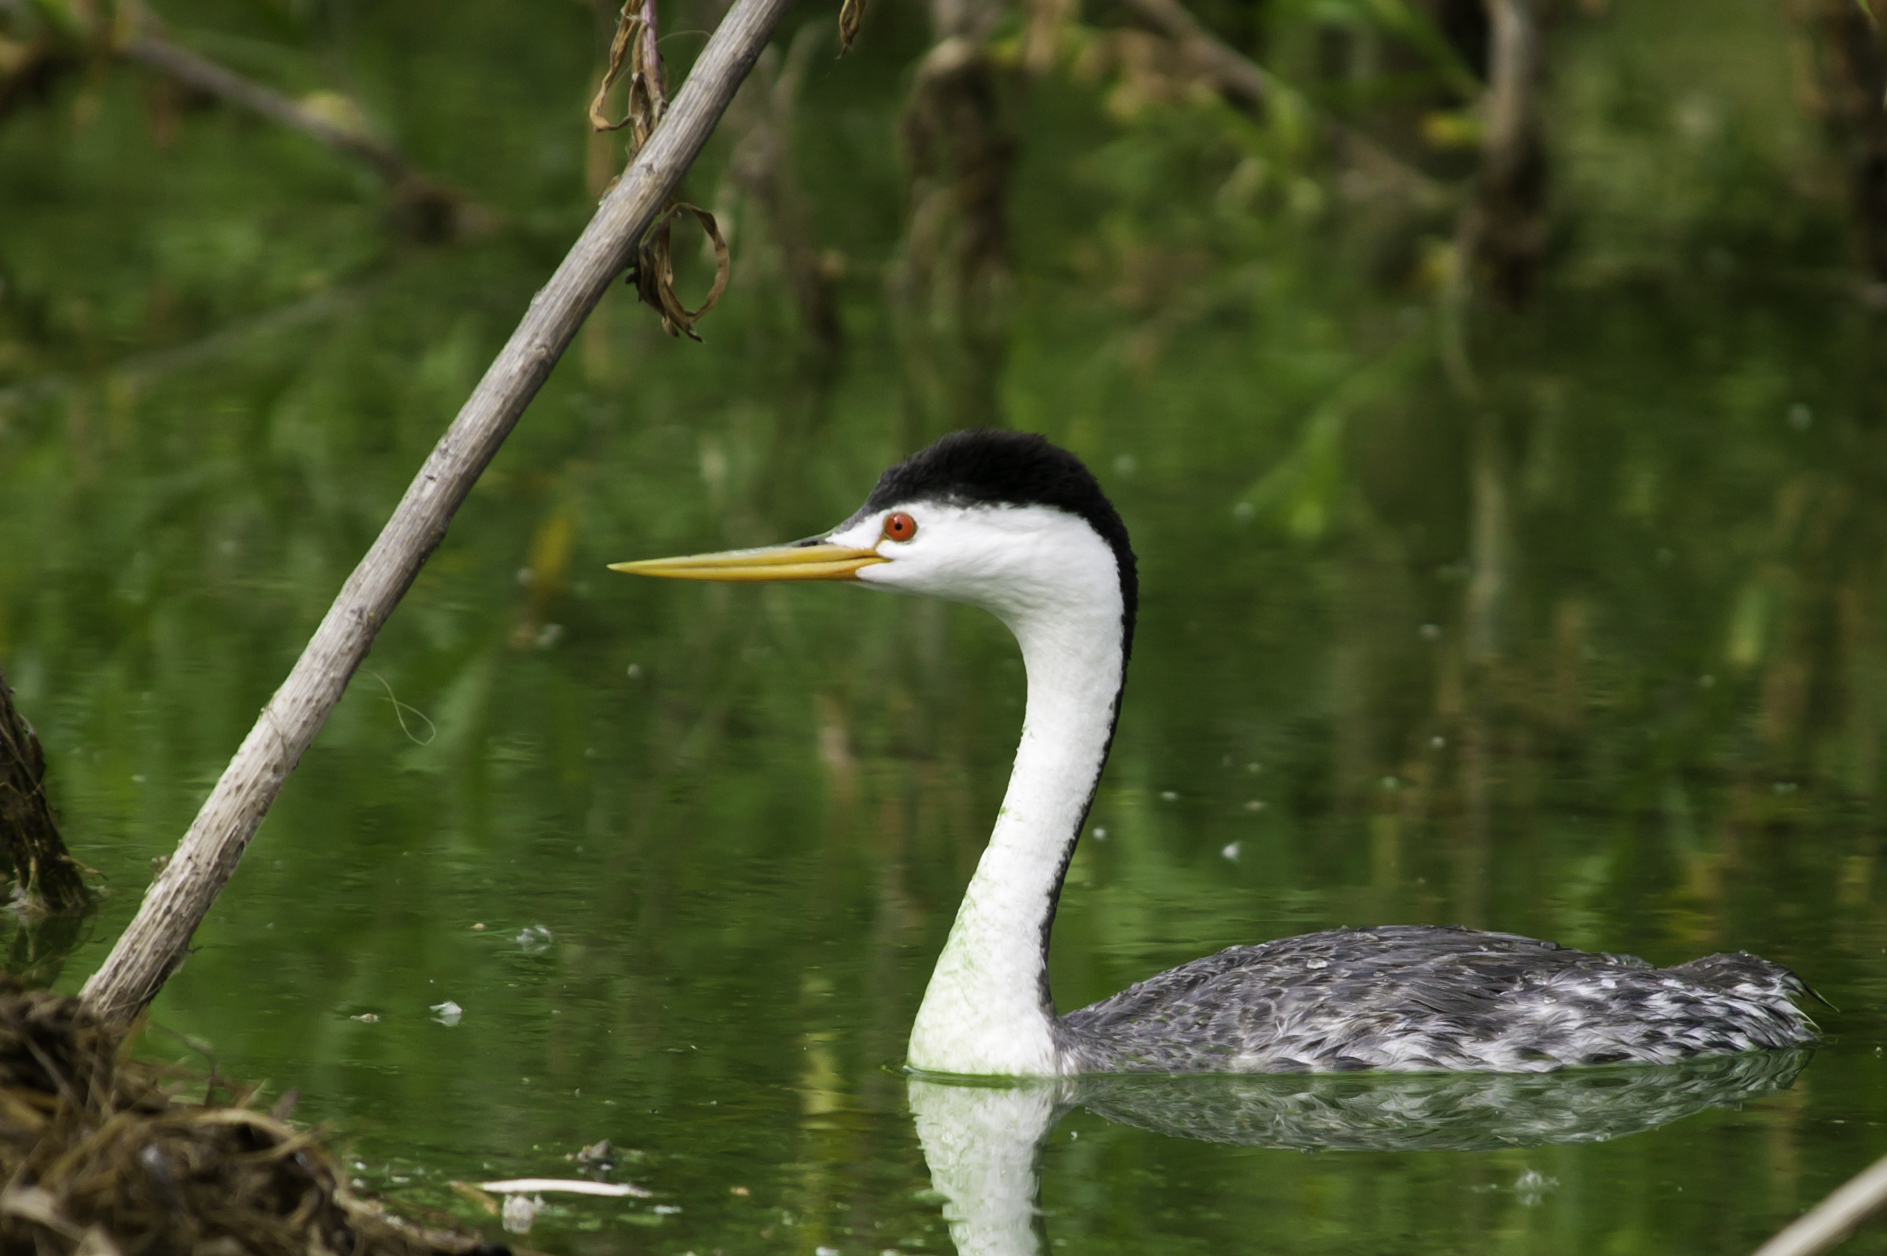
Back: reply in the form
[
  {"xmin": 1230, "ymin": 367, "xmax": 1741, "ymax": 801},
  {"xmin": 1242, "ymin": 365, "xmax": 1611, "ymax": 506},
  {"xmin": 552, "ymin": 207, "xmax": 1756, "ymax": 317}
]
[{"xmin": 4, "ymin": 0, "xmax": 1886, "ymax": 1249}]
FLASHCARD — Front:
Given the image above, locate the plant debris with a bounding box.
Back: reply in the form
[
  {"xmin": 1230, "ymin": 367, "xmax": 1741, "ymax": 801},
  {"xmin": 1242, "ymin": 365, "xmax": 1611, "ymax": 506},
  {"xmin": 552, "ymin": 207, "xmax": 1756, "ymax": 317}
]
[
  {"xmin": 838, "ymin": 0, "xmax": 865, "ymax": 54},
  {"xmin": 0, "ymin": 978, "xmax": 506, "ymax": 1256},
  {"xmin": 588, "ymin": 0, "xmax": 666, "ymax": 148},
  {"xmin": 591, "ymin": 0, "xmax": 732, "ymax": 341},
  {"xmin": 628, "ymin": 202, "xmax": 730, "ymax": 341},
  {"xmin": 0, "ymin": 664, "xmax": 92, "ymax": 916}
]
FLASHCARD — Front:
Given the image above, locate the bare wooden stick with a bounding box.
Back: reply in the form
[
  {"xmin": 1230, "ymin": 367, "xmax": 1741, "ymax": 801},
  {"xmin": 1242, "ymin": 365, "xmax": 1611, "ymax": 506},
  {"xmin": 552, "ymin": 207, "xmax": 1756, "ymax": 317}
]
[
  {"xmin": 79, "ymin": 0, "xmax": 798, "ymax": 1026},
  {"xmin": 1752, "ymin": 1153, "xmax": 1887, "ymax": 1256}
]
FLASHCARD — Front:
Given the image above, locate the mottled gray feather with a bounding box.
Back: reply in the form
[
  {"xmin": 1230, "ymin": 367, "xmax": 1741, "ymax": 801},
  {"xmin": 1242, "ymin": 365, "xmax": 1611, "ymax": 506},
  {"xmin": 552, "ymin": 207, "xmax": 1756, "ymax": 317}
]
[{"xmin": 1055, "ymin": 925, "xmax": 1814, "ymax": 1073}]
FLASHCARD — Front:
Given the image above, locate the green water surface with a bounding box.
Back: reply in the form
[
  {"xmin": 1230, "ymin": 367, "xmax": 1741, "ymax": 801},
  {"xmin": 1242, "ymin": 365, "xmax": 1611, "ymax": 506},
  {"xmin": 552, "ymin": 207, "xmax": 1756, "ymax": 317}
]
[{"xmin": 5, "ymin": 0, "xmax": 1887, "ymax": 1250}]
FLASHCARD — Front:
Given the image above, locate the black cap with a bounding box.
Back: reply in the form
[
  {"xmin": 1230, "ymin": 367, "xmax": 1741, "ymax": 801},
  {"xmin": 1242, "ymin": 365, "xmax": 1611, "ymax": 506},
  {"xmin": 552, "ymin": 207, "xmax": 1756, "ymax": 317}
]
[{"xmin": 854, "ymin": 430, "xmax": 1138, "ymax": 661}]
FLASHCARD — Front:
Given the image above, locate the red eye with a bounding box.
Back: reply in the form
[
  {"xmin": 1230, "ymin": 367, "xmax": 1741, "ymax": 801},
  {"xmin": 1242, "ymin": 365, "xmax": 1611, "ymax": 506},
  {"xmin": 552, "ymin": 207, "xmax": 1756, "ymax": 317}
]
[{"xmin": 883, "ymin": 511, "xmax": 918, "ymax": 542}]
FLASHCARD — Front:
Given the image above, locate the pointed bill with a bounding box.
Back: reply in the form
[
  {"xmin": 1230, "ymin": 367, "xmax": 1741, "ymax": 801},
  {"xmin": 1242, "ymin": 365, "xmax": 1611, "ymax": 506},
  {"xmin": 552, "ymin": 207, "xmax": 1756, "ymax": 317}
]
[{"xmin": 609, "ymin": 541, "xmax": 885, "ymax": 582}]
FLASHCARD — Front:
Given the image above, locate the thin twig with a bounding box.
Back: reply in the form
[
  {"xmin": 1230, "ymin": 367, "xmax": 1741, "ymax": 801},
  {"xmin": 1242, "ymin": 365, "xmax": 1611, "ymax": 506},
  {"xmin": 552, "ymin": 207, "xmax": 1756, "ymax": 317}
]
[
  {"xmin": 1117, "ymin": 0, "xmax": 1442, "ymax": 196},
  {"xmin": 639, "ymin": 0, "xmax": 664, "ymax": 122},
  {"xmin": 1752, "ymin": 1154, "xmax": 1887, "ymax": 1256},
  {"xmin": 119, "ymin": 35, "xmax": 413, "ymax": 184},
  {"xmin": 119, "ymin": 31, "xmax": 483, "ymax": 240},
  {"xmin": 79, "ymin": 0, "xmax": 800, "ymax": 1026}
]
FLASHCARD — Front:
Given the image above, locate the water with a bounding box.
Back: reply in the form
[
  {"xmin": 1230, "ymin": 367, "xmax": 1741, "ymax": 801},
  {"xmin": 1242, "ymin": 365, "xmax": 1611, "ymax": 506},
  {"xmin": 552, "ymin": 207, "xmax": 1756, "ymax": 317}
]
[{"xmin": 4, "ymin": 0, "xmax": 1887, "ymax": 1250}]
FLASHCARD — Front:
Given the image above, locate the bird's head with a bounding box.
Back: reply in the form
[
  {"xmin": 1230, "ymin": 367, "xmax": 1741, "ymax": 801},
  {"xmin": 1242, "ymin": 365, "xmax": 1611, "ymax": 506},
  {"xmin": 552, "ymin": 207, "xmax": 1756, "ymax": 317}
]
[{"xmin": 612, "ymin": 430, "xmax": 1138, "ymax": 657}]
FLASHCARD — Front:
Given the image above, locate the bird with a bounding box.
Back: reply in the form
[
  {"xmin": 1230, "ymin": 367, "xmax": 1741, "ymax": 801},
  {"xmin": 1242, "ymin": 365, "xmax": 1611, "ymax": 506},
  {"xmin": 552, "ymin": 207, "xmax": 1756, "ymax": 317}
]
[{"xmin": 613, "ymin": 429, "xmax": 1817, "ymax": 1077}]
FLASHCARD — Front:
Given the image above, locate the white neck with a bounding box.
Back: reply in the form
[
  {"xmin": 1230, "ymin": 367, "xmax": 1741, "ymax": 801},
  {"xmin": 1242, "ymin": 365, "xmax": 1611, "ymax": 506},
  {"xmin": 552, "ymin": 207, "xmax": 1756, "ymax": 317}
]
[{"xmin": 906, "ymin": 572, "xmax": 1125, "ymax": 1076}]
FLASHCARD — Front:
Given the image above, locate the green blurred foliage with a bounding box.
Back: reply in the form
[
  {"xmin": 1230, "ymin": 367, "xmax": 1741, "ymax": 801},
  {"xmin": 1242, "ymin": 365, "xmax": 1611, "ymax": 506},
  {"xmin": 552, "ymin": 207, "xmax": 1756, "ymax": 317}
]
[{"xmin": 3, "ymin": 0, "xmax": 1887, "ymax": 1251}]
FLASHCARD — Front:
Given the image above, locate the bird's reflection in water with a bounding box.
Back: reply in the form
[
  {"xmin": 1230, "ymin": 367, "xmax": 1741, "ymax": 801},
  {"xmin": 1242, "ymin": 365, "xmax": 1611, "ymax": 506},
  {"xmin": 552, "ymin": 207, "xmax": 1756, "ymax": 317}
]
[{"xmin": 908, "ymin": 1050, "xmax": 1809, "ymax": 1256}]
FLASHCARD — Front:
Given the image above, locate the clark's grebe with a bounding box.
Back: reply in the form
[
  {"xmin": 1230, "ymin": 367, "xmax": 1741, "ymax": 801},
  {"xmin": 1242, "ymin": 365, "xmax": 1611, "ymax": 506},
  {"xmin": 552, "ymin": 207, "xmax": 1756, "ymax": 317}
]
[{"xmin": 614, "ymin": 429, "xmax": 1815, "ymax": 1076}]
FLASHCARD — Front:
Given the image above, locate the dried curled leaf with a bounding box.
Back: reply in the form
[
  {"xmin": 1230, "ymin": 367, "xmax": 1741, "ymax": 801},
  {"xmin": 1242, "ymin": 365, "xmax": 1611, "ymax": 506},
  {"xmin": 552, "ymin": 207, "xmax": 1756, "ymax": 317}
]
[
  {"xmin": 630, "ymin": 202, "xmax": 730, "ymax": 341},
  {"xmin": 588, "ymin": 11, "xmax": 638, "ymax": 132},
  {"xmin": 838, "ymin": 0, "xmax": 865, "ymax": 54},
  {"xmin": 591, "ymin": 4, "xmax": 732, "ymax": 341},
  {"xmin": 589, "ymin": 0, "xmax": 666, "ymax": 149}
]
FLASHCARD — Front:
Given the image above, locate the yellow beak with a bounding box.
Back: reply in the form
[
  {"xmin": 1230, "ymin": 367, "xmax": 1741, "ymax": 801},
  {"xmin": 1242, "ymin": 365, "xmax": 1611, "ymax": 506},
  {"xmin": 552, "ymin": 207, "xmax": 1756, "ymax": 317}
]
[{"xmin": 608, "ymin": 541, "xmax": 887, "ymax": 582}]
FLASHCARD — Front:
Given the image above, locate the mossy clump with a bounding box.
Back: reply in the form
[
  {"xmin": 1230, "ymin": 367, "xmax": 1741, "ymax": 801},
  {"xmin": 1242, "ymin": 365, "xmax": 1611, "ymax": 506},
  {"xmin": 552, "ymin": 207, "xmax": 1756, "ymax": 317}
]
[{"xmin": 0, "ymin": 978, "xmax": 505, "ymax": 1256}]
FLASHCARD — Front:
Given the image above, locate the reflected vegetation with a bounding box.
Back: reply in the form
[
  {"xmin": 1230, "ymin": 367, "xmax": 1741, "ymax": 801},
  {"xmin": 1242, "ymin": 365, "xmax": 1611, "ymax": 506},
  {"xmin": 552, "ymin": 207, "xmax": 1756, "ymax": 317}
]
[{"xmin": 4, "ymin": 0, "xmax": 1887, "ymax": 1250}]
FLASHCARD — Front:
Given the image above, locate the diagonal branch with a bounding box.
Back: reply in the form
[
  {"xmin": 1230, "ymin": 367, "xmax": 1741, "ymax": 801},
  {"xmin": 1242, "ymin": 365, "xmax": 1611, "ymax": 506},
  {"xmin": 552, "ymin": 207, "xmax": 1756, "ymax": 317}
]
[{"xmin": 78, "ymin": 0, "xmax": 800, "ymax": 1026}]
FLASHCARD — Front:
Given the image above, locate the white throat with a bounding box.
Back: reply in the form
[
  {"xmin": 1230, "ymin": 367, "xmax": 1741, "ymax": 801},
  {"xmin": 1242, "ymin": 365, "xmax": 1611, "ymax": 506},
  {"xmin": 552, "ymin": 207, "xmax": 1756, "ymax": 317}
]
[{"xmin": 859, "ymin": 506, "xmax": 1126, "ymax": 1076}]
